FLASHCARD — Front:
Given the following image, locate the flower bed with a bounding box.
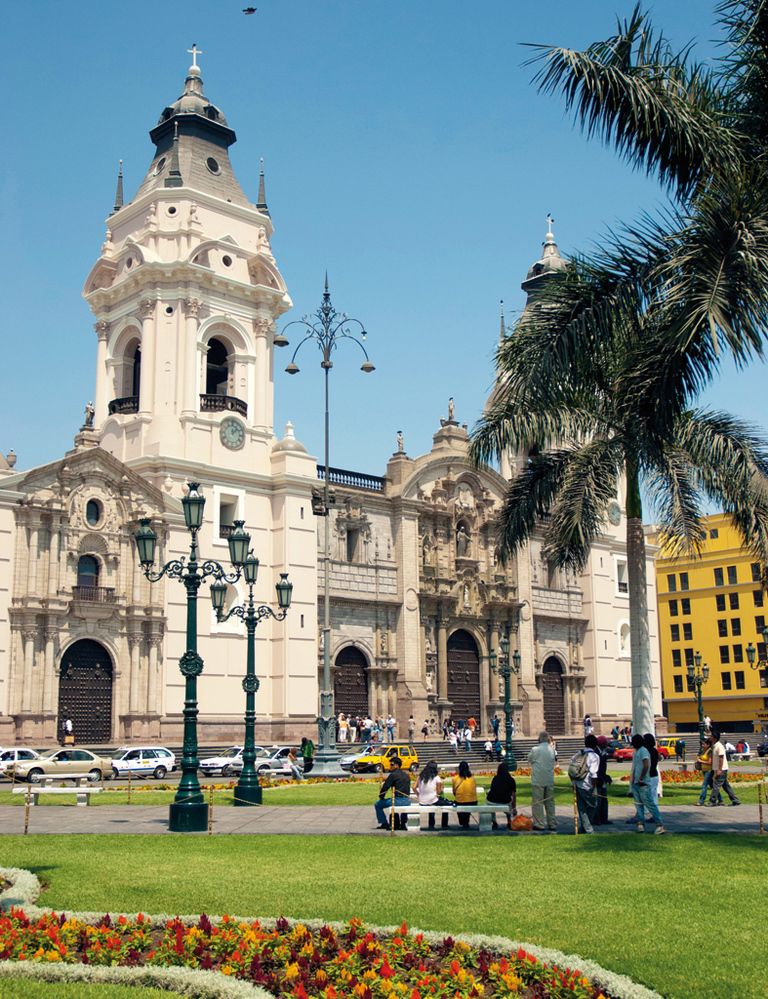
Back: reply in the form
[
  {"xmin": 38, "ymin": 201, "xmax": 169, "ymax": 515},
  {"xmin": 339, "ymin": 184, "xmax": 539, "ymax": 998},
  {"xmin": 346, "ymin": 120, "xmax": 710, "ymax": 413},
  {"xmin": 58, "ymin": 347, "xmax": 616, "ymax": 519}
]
[
  {"xmin": 0, "ymin": 909, "xmax": 634, "ymax": 999},
  {"xmin": 619, "ymin": 770, "xmax": 766, "ymax": 784}
]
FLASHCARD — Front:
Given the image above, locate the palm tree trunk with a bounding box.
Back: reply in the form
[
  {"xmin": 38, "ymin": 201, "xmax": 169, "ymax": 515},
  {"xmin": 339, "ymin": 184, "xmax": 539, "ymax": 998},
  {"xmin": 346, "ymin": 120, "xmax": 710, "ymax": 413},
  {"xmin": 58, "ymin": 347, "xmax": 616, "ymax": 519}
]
[{"xmin": 625, "ymin": 459, "xmax": 655, "ymax": 735}]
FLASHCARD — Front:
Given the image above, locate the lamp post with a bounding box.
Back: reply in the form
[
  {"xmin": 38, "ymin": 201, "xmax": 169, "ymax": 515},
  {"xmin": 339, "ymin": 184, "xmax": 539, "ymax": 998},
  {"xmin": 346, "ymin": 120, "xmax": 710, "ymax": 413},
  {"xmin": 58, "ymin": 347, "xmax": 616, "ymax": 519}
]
[
  {"xmin": 489, "ymin": 636, "xmax": 521, "ymax": 769},
  {"xmin": 746, "ymin": 625, "xmax": 768, "ymax": 672},
  {"xmin": 278, "ymin": 276, "xmax": 374, "ymax": 777},
  {"xmin": 687, "ymin": 651, "xmax": 710, "ymax": 748},
  {"xmin": 211, "ymin": 554, "xmax": 293, "ymax": 805},
  {"xmin": 134, "ymin": 484, "xmax": 249, "ymax": 832}
]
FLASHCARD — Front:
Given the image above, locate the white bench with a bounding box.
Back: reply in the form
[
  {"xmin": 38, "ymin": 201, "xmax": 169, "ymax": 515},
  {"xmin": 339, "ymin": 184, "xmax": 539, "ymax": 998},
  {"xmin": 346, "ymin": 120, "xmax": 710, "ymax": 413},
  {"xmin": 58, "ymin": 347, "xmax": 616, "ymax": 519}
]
[
  {"xmin": 731, "ymin": 752, "xmax": 753, "ymax": 761},
  {"xmin": 12, "ymin": 774, "xmax": 103, "ymax": 806},
  {"xmin": 392, "ymin": 802, "xmax": 510, "ymax": 832}
]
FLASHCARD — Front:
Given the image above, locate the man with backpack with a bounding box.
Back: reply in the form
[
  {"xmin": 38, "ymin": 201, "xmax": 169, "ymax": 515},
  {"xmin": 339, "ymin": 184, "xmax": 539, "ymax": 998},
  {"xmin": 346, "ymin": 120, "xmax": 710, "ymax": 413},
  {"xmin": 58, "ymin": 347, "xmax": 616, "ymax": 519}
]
[{"xmin": 568, "ymin": 734, "xmax": 600, "ymax": 834}]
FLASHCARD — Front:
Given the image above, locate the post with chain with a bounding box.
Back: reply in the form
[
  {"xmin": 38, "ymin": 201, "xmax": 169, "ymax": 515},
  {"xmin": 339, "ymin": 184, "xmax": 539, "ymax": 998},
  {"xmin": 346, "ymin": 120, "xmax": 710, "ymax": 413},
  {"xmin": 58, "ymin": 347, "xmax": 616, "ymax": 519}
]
[{"xmin": 24, "ymin": 783, "xmax": 31, "ymax": 835}]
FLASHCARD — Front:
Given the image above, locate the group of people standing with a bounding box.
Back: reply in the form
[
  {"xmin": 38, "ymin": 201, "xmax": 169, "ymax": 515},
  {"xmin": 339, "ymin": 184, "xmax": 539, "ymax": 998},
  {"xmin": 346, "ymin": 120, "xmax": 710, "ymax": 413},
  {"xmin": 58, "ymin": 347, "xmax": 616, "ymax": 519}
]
[{"xmin": 336, "ymin": 713, "xmax": 397, "ymax": 744}]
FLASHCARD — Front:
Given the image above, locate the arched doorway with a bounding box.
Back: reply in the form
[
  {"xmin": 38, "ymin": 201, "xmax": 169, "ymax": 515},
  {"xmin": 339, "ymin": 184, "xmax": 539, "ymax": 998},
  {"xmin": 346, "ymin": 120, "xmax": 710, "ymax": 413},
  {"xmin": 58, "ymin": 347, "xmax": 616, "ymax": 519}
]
[
  {"xmin": 447, "ymin": 629, "xmax": 481, "ymax": 721},
  {"xmin": 57, "ymin": 640, "xmax": 113, "ymax": 743},
  {"xmin": 334, "ymin": 646, "xmax": 369, "ymax": 717},
  {"xmin": 542, "ymin": 657, "xmax": 565, "ymax": 734}
]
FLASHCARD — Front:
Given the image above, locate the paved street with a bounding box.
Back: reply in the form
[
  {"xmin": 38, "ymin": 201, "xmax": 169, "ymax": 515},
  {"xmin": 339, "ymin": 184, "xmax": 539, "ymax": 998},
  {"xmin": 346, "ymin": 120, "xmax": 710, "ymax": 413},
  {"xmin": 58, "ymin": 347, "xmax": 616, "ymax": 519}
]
[{"xmin": 0, "ymin": 802, "xmax": 763, "ymax": 836}]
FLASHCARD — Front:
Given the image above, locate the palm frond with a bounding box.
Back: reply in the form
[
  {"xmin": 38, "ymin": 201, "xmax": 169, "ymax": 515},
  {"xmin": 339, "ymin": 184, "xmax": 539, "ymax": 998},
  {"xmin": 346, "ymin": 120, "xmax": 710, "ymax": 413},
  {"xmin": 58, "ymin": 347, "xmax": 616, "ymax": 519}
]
[
  {"xmin": 493, "ymin": 450, "xmax": 573, "ymax": 563},
  {"xmin": 643, "ymin": 444, "xmax": 707, "ymax": 557},
  {"xmin": 527, "ymin": 4, "xmax": 736, "ymax": 196}
]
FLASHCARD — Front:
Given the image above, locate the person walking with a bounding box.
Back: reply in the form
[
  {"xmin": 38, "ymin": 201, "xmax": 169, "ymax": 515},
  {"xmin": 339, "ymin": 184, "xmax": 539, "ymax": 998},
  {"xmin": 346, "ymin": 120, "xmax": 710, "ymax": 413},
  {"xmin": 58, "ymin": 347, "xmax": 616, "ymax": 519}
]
[
  {"xmin": 708, "ymin": 733, "xmax": 741, "ymax": 806},
  {"xmin": 338, "ymin": 713, "xmax": 349, "ymax": 743},
  {"xmin": 61, "ymin": 717, "xmax": 74, "ymax": 746},
  {"xmin": 451, "ymin": 760, "xmax": 478, "ymax": 829},
  {"xmin": 374, "ymin": 755, "xmax": 411, "ymax": 830},
  {"xmin": 415, "ymin": 760, "xmax": 450, "ymax": 829},
  {"xmin": 570, "ymin": 734, "xmax": 600, "ymax": 834},
  {"xmin": 421, "ymin": 719, "xmax": 430, "ymax": 741},
  {"xmin": 629, "ymin": 734, "xmax": 665, "ymax": 834},
  {"xmin": 528, "ymin": 731, "xmax": 558, "ymax": 831},
  {"xmin": 642, "ymin": 733, "xmax": 661, "ymax": 816},
  {"xmin": 583, "ymin": 714, "xmax": 593, "ymax": 737},
  {"xmin": 694, "ymin": 739, "xmax": 714, "ymax": 805},
  {"xmin": 463, "ymin": 726, "xmax": 472, "ymax": 752},
  {"xmin": 491, "ymin": 714, "xmax": 500, "ymax": 740},
  {"xmin": 386, "ymin": 714, "xmax": 396, "ymax": 743},
  {"xmin": 448, "ymin": 729, "xmax": 458, "ymax": 754},
  {"xmin": 349, "ymin": 716, "xmax": 358, "ymax": 744},
  {"xmin": 593, "ymin": 735, "xmax": 613, "ymax": 826},
  {"xmin": 487, "ymin": 760, "xmax": 517, "ymax": 830},
  {"xmin": 408, "ymin": 715, "xmax": 416, "ymax": 741},
  {"xmin": 300, "ymin": 736, "xmax": 315, "ymax": 774}
]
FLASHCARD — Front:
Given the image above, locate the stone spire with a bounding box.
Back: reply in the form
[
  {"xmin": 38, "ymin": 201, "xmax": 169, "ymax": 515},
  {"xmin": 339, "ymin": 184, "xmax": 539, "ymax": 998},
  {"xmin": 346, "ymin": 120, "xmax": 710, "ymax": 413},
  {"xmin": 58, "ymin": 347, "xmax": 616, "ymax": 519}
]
[
  {"xmin": 521, "ymin": 214, "xmax": 567, "ymax": 300},
  {"xmin": 111, "ymin": 160, "xmax": 124, "ymax": 214},
  {"xmin": 256, "ymin": 158, "xmax": 270, "ymax": 216},
  {"xmin": 498, "ymin": 299, "xmax": 506, "ymax": 346}
]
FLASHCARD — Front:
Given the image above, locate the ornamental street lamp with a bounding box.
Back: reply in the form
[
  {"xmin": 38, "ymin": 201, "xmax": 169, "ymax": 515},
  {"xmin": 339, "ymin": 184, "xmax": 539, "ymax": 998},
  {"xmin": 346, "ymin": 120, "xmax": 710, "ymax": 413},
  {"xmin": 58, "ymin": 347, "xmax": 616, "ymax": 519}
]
[
  {"xmin": 211, "ymin": 553, "xmax": 293, "ymax": 805},
  {"xmin": 489, "ymin": 636, "xmax": 521, "ymax": 769},
  {"xmin": 134, "ymin": 485, "xmax": 249, "ymax": 832},
  {"xmin": 278, "ymin": 276, "xmax": 374, "ymax": 777},
  {"xmin": 687, "ymin": 651, "xmax": 710, "ymax": 747},
  {"xmin": 746, "ymin": 625, "xmax": 768, "ymax": 671}
]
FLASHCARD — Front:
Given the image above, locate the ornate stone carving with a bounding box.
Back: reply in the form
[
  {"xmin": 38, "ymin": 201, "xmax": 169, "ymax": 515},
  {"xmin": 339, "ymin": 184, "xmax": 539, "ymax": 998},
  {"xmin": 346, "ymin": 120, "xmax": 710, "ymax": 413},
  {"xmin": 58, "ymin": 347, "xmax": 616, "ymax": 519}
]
[
  {"xmin": 94, "ymin": 320, "xmax": 110, "ymax": 340},
  {"xmin": 138, "ymin": 299, "xmax": 155, "ymax": 321},
  {"xmin": 184, "ymin": 298, "xmax": 201, "ymax": 318}
]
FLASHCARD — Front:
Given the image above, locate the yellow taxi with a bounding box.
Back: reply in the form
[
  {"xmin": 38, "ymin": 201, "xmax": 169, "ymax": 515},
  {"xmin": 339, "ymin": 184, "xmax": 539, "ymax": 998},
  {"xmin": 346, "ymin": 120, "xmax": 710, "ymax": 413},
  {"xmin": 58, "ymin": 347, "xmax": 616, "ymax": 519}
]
[
  {"xmin": 657, "ymin": 736, "xmax": 685, "ymax": 759},
  {"xmin": 351, "ymin": 743, "xmax": 418, "ymax": 774}
]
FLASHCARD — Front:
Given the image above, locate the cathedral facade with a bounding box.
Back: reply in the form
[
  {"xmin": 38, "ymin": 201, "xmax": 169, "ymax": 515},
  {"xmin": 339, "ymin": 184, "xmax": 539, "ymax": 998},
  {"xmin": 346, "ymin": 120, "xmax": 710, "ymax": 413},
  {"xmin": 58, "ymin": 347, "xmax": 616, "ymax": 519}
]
[{"xmin": 0, "ymin": 60, "xmax": 661, "ymax": 746}]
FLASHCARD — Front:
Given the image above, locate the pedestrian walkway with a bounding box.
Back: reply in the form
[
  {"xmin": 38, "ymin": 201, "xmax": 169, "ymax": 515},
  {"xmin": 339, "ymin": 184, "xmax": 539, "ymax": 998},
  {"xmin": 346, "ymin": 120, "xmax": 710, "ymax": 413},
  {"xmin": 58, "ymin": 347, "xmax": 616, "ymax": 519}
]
[{"xmin": 0, "ymin": 803, "xmax": 762, "ymax": 835}]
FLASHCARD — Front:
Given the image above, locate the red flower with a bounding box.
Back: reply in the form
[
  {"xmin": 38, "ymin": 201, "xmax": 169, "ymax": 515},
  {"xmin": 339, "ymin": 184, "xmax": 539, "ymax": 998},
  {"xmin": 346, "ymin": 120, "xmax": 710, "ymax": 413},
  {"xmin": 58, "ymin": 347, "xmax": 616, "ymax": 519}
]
[
  {"xmin": 294, "ymin": 984, "xmax": 309, "ymax": 999},
  {"xmin": 380, "ymin": 959, "xmax": 395, "ymax": 979}
]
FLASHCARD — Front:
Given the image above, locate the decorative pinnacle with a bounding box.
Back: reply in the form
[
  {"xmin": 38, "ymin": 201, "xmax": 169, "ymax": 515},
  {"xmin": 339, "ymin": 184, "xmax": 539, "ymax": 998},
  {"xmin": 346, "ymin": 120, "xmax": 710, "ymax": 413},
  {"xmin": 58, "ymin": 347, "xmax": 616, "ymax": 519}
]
[
  {"xmin": 164, "ymin": 121, "xmax": 183, "ymax": 188},
  {"xmin": 256, "ymin": 157, "xmax": 270, "ymax": 216},
  {"xmin": 546, "ymin": 213, "xmax": 555, "ymax": 240},
  {"xmin": 112, "ymin": 159, "xmax": 124, "ymax": 214},
  {"xmin": 187, "ymin": 43, "xmax": 203, "ymax": 69},
  {"xmin": 499, "ymin": 299, "xmax": 506, "ymax": 345}
]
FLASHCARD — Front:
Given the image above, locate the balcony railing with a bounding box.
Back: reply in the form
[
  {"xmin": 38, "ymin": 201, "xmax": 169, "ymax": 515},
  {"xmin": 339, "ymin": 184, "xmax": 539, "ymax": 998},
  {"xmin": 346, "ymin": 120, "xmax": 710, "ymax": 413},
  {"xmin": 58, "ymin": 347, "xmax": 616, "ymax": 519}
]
[
  {"xmin": 200, "ymin": 394, "xmax": 247, "ymax": 417},
  {"xmin": 317, "ymin": 465, "xmax": 385, "ymax": 492},
  {"xmin": 108, "ymin": 396, "xmax": 139, "ymax": 415},
  {"xmin": 219, "ymin": 524, "xmax": 234, "ymax": 539},
  {"xmin": 72, "ymin": 586, "xmax": 116, "ymax": 603}
]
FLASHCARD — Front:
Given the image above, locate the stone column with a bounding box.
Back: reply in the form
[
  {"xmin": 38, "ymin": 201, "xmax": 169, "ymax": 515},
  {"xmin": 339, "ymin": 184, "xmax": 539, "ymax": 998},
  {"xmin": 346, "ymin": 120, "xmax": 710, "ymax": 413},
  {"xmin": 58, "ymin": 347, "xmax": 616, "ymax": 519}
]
[
  {"xmin": 146, "ymin": 633, "xmax": 162, "ymax": 716},
  {"xmin": 42, "ymin": 628, "xmax": 57, "ymax": 715},
  {"xmin": 47, "ymin": 521, "xmax": 60, "ymax": 599},
  {"xmin": 437, "ymin": 613, "xmax": 448, "ymax": 700},
  {"xmin": 182, "ymin": 299, "xmax": 201, "ymax": 415},
  {"xmin": 253, "ymin": 317, "xmax": 271, "ymax": 429},
  {"xmin": 138, "ymin": 299, "xmax": 156, "ymax": 415},
  {"xmin": 21, "ymin": 629, "xmax": 36, "ymax": 713},
  {"xmin": 26, "ymin": 525, "xmax": 39, "ymax": 599},
  {"xmin": 489, "ymin": 620, "xmax": 499, "ymax": 701},
  {"xmin": 128, "ymin": 627, "xmax": 142, "ymax": 715},
  {"xmin": 93, "ymin": 320, "xmax": 110, "ymax": 423}
]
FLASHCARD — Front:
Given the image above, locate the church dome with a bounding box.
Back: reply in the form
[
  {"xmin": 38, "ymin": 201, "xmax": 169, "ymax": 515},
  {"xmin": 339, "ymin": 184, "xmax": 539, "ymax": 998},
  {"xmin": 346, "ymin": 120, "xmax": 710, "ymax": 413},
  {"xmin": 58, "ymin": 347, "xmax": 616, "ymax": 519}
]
[
  {"xmin": 272, "ymin": 421, "xmax": 308, "ymax": 454},
  {"xmin": 525, "ymin": 226, "xmax": 566, "ymax": 281},
  {"xmin": 158, "ymin": 63, "xmax": 228, "ymax": 127}
]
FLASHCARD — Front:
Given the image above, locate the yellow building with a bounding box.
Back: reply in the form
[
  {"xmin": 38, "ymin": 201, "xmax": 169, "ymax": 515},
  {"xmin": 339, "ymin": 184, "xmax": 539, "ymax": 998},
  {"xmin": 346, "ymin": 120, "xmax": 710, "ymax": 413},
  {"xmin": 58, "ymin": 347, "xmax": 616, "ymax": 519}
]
[{"xmin": 655, "ymin": 513, "xmax": 768, "ymax": 733}]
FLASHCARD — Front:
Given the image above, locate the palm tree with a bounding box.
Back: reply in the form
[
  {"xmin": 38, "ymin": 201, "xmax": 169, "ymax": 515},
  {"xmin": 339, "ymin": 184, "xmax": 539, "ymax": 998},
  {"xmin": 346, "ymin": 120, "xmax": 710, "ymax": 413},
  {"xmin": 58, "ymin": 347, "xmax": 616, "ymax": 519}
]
[
  {"xmin": 470, "ymin": 254, "xmax": 768, "ymax": 735},
  {"xmin": 469, "ymin": 1, "xmax": 768, "ymax": 734}
]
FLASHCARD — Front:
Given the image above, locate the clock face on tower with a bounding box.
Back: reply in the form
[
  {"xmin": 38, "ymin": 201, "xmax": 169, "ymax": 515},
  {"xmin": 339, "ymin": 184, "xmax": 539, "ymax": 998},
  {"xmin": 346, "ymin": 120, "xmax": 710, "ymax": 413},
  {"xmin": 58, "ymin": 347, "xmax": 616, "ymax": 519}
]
[
  {"xmin": 607, "ymin": 501, "xmax": 622, "ymax": 526},
  {"xmin": 220, "ymin": 417, "xmax": 245, "ymax": 450}
]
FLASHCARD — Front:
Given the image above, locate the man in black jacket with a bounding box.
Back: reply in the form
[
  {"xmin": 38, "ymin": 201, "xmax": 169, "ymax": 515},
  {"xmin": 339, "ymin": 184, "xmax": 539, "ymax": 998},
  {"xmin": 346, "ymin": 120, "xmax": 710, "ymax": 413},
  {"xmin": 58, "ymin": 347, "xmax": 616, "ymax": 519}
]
[{"xmin": 374, "ymin": 756, "xmax": 412, "ymax": 829}]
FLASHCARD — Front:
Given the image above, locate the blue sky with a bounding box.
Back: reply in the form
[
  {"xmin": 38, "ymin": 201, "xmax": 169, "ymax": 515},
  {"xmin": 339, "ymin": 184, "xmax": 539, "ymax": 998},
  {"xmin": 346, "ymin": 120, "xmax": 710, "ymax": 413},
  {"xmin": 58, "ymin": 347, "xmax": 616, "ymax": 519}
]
[{"xmin": 2, "ymin": 0, "xmax": 764, "ymax": 491}]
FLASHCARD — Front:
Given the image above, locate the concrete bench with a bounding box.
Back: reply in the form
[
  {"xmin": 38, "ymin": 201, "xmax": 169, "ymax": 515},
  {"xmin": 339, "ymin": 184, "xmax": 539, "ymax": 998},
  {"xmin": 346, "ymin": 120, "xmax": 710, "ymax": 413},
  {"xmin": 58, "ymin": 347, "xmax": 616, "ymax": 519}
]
[
  {"xmin": 13, "ymin": 774, "xmax": 103, "ymax": 806},
  {"xmin": 731, "ymin": 752, "xmax": 753, "ymax": 761},
  {"xmin": 392, "ymin": 802, "xmax": 510, "ymax": 832}
]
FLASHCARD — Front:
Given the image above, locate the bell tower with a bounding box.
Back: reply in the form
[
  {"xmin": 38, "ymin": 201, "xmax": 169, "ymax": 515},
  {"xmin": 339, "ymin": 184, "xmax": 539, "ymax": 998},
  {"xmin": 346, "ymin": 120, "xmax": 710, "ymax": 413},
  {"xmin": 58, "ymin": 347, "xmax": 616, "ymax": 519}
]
[{"xmin": 83, "ymin": 49, "xmax": 291, "ymax": 477}]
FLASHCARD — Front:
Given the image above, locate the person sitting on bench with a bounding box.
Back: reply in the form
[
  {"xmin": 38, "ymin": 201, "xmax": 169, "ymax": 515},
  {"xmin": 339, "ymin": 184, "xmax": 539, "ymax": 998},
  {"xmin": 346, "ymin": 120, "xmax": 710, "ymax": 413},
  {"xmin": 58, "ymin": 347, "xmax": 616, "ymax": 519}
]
[
  {"xmin": 415, "ymin": 760, "xmax": 450, "ymax": 829},
  {"xmin": 374, "ymin": 756, "xmax": 412, "ymax": 830}
]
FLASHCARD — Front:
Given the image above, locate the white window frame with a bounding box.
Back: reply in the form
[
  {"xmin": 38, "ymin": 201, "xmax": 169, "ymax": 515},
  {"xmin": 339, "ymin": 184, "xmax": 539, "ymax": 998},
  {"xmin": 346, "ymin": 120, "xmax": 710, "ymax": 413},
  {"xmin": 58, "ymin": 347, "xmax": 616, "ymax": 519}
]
[
  {"xmin": 614, "ymin": 555, "xmax": 629, "ymax": 598},
  {"xmin": 212, "ymin": 485, "xmax": 246, "ymax": 549}
]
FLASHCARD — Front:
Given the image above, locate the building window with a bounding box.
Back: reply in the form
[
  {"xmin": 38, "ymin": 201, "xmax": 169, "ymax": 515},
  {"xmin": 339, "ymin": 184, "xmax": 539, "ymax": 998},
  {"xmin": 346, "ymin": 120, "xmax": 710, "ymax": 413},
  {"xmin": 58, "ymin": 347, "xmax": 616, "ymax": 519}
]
[
  {"xmin": 679, "ymin": 572, "xmax": 689, "ymax": 591},
  {"xmin": 710, "ymin": 528, "xmax": 719, "ymax": 539},
  {"xmin": 673, "ymin": 675, "xmax": 683, "ymax": 693},
  {"xmin": 716, "ymin": 594, "xmax": 726, "ymax": 612},
  {"xmin": 685, "ymin": 648, "xmax": 694, "ymax": 667},
  {"xmin": 346, "ymin": 527, "xmax": 361, "ymax": 563},
  {"xmin": 721, "ymin": 671, "xmax": 732, "ymax": 690},
  {"xmin": 755, "ymin": 590, "xmax": 764, "ymax": 608},
  {"xmin": 683, "ymin": 622, "xmax": 693, "ymax": 641},
  {"xmin": 667, "ymin": 573, "xmax": 677, "ymax": 592},
  {"xmin": 760, "ymin": 642, "xmax": 768, "ymax": 661},
  {"xmin": 756, "ymin": 615, "xmax": 766, "ymax": 632},
  {"xmin": 206, "ymin": 338, "xmax": 230, "ymax": 396},
  {"xmin": 720, "ymin": 645, "xmax": 730, "ymax": 664},
  {"xmin": 669, "ymin": 600, "xmax": 679, "ymax": 617},
  {"xmin": 616, "ymin": 558, "xmax": 628, "ymax": 594},
  {"xmin": 681, "ymin": 598, "xmax": 691, "ymax": 615},
  {"xmin": 670, "ymin": 624, "xmax": 680, "ymax": 642},
  {"xmin": 672, "ymin": 649, "xmax": 682, "ymax": 668},
  {"xmin": 733, "ymin": 644, "xmax": 744, "ymax": 663},
  {"xmin": 760, "ymin": 669, "xmax": 768, "ymax": 689},
  {"xmin": 729, "ymin": 593, "xmax": 740, "ymax": 610},
  {"xmin": 76, "ymin": 555, "xmax": 99, "ymax": 589},
  {"xmin": 718, "ymin": 620, "xmax": 728, "ymax": 638},
  {"xmin": 735, "ymin": 670, "xmax": 746, "ymax": 690},
  {"xmin": 752, "ymin": 562, "xmax": 761, "ymax": 582},
  {"xmin": 727, "ymin": 565, "xmax": 738, "ymax": 585},
  {"xmin": 85, "ymin": 500, "xmax": 102, "ymax": 526},
  {"xmin": 714, "ymin": 567, "xmax": 724, "ymax": 587},
  {"xmin": 731, "ymin": 618, "xmax": 741, "ymax": 636}
]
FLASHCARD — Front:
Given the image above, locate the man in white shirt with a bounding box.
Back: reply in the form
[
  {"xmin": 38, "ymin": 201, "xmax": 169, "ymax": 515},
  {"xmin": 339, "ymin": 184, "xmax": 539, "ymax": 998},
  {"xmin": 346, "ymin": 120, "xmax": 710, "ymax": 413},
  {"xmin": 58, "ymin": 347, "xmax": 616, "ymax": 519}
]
[
  {"xmin": 528, "ymin": 731, "xmax": 558, "ymax": 831},
  {"xmin": 573, "ymin": 734, "xmax": 600, "ymax": 834},
  {"xmin": 708, "ymin": 734, "xmax": 741, "ymax": 806}
]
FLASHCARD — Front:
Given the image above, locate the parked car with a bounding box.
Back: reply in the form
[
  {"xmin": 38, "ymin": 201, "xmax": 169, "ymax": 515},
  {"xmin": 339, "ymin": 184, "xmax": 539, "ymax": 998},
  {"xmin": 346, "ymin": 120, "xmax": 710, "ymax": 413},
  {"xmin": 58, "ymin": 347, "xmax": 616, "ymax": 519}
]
[
  {"xmin": 200, "ymin": 746, "xmax": 247, "ymax": 777},
  {"xmin": 340, "ymin": 744, "xmax": 374, "ymax": 772},
  {"xmin": 757, "ymin": 740, "xmax": 768, "ymax": 758},
  {"xmin": 612, "ymin": 746, "xmax": 635, "ymax": 762},
  {"xmin": 111, "ymin": 746, "xmax": 177, "ymax": 780},
  {"xmin": 352, "ymin": 744, "xmax": 419, "ymax": 774},
  {"xmin": 254, "ymin": 746, "xmax": 297, "ymax": 775},
  {"xmin": 0, "ymin": 747, "xmax": 41, "ymax": 775},
  {"xmin": 6, "ymin": 748, "xmax": 112, "ymax": 783}
]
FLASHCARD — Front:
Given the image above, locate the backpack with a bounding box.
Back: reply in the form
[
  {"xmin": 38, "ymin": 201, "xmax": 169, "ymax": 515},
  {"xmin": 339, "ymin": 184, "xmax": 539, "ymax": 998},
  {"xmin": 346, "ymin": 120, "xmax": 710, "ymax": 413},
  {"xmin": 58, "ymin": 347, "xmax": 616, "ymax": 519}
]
[{"xmin": 568, "ymin": 750, "xmax": 589, "ymax": 782}]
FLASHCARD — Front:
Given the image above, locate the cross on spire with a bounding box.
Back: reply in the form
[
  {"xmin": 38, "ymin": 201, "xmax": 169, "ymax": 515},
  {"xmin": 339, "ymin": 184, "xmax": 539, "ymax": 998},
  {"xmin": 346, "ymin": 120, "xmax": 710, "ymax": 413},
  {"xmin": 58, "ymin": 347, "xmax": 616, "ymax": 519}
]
[
  {"xmin": 187, "ymin": 43, "xmax": 203, "ymax": 68},
  {"xmin": 546, "ymin": 213, "xmax": 555, "ymax": 238}
]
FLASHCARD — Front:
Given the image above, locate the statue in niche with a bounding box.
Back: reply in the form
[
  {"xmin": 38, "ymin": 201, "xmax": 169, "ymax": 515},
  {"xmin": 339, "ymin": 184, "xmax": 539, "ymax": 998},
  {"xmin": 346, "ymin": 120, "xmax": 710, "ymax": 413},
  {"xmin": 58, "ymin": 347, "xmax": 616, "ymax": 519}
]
[
  {"xmin": 463, "ymin": 583, "xmax": 471, "ymax": 608},
  {"xmin": 422, "ymin": 533, "xmax": 434, "ymax": 567},
  {"xmin": 425, "ymin": 668, "xmax": 434, "ymax": 693},
  {"xmin": 456, "ymin": 524, "xmax": 470, "ymax": 557},
  {"xmin": 448, "ymin": 397, "xmax": 455, "ymax": 421},
  {"xmin": 396, "ymin": 430, "xmax": 404, "ymax": 453},
  {"xmin": 84, "ymin": 402, "xmax": 95, "ymax": 429}
]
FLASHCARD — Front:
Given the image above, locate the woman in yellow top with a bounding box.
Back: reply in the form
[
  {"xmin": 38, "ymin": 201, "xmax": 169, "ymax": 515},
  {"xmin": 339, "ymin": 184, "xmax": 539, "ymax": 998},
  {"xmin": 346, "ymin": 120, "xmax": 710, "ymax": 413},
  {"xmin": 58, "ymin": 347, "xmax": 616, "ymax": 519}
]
[
  {"xmin": 695, "ymin": 742, "xmax": 713, "ymax": 806},
  {"xmin": 451, "ymin": 760, "xmax": 478, "ymax": 828}
]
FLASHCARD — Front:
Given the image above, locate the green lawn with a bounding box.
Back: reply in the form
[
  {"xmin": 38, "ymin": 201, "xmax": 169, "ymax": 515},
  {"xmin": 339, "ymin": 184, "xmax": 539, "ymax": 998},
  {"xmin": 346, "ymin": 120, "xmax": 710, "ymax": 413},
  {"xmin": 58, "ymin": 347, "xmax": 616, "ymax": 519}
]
[
  {"xmin": 3, "ymin": 834, "xmax": 767, "ymax": 999},
  {"xmin": 0, "ymin": 773, "xmax": 763, "ymax": 806},
  {"xmin": 1, "ymin": 981, "xmax": 171, "ymax": 998}
]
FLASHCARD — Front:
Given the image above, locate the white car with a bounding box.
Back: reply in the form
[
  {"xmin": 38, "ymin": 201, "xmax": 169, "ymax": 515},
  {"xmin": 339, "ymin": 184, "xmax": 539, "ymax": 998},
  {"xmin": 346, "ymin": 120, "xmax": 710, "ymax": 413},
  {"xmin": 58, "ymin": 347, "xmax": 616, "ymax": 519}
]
[
  {"xmin": 0, "ymin": 747, "xmax": 41, "ymax": 775},
  {"xmin": 254, "ymin": 746, "xmax": 298, "ymax": 775},
  {"xmin": 111, "ymin": 746, "xmax": 176, "ymax": 780},
  {"xmin": 339, "ymin": 744, "xmax": 374, "ymax": 772},
  {"xmin": 199, "ymin": 746, "xmax": 267, "ymax": 777}
]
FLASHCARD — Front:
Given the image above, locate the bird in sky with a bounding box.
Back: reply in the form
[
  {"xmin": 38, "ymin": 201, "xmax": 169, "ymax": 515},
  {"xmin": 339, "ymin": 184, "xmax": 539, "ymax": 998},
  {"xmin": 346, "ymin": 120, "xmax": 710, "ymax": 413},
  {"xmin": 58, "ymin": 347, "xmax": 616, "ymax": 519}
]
[{"xmin": 243, "ymin": 6, "xmax": 257, "ymax": 13}]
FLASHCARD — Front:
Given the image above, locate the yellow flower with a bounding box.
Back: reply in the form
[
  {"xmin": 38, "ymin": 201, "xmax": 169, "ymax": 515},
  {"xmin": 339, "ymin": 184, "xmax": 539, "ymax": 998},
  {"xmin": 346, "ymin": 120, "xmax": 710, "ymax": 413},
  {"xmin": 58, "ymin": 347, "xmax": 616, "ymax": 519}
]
[
  {"xmin": 221, "ymin": 966, "xmax": 233, "ymax": 976},
  {"xmin": 285, "ymin": 962, "xmax": 300, "ymax": 980},
  {"xmin": 45, "ymin": 950, "xmax": 62, "ymax": 963}
]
